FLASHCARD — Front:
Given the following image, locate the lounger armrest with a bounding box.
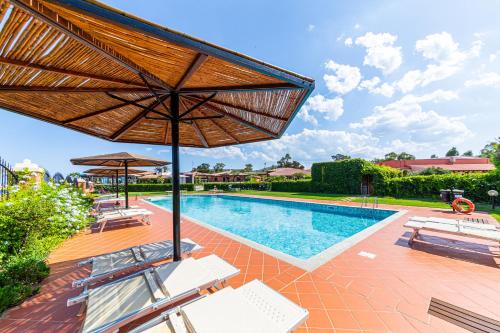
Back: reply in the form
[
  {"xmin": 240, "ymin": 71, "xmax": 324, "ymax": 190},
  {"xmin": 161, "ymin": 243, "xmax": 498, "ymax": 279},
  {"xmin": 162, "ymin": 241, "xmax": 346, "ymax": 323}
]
[
  {"xmin": 67, "ymin": 290, "xmax": 89, "ymax": 307},
  {"xmin": 77, "ymin": 257, "xmax": 94, "ymax": 267}
]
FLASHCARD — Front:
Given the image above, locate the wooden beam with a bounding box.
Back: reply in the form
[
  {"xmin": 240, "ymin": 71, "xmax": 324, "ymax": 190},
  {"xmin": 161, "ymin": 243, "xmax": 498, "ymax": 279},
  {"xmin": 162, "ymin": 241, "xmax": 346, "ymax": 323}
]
[
  {"xmin": 0, "ymin": 57, "xmax": 145, "ymax": 87},
  {"xmin": 182, "ymin": 115, "xmax": 224, "ymax": 121},
  {"xmin": 163, "ymin": 120, "xmax": 170, "ymax": 145},
  {"xmin": 0, "ymin": 86, "xmax": 156, "ymax": 93},
  {"xmin": 191, "ymin": 96, "xmax": 288, "ymax": 121},
  {"xmin": 63, "ymin": 94, "xmax": 156, "ymax": 124},
  {"xmin": 10, "ymin": 0, "xmax": 173, "ymax": 91},
  {"xmin": 208, "ymin": 115, "xmax": 240, "ymax": 144},
  {"xmin": 110, "ymin": 95, "xmax": 167, "ymax": 140},
  {"xmin": 175, "ymin": 53, "xmax": 208, "ymax": 91},
  {"xmin": 179, "ymin": 92, "xmax": 216, "ymax": 118},
  {"xmin": 179, "ymin": 83, "xmax": 300, "ymax": 94},
  {"xmin": 185, "ymin": 96, "xmax": 277, "ymax": 138},
  {"xmin": 106, "ymin": 93, "xmax": 171, "ymax": 120},
  {"xmin": 191, "ymin": 120, "xmax": 209, "ymax": 148}
]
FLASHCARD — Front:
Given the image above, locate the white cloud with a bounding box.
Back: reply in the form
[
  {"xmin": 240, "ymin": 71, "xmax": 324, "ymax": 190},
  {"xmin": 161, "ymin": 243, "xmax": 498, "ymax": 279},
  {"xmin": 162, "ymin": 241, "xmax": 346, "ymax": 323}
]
[
  {"xmin": 358, "ymin": 77, "xmax": 394, "ymax": 97},
  {"xmin": 350, "ymin": 90, "xmax": 471, "ymax": 144},
  {"xmin": 157, "ymin": 149, "xmax": 169, "ymax": 154},
  {"xmin": 323, "ymin": 60, "xmax": 362, "ymax": 94},
  {"xmin": 354, "ymin": 23, "xmax": 361, "ymax": 30},
  {"xmin": 464, "ymin": 72, "xmax": 500, "ymax": 88},
  {"xmin": 393, "ymin": 32, "xmax": 482, "ymax": 93},
  {"xmin": 307, "ymin": 24, "xmax": 315, "ymax": 32},
  {"xmin": 182, "ymin": 146, "xmax": 246, "ymax": 160},
  {"xmin": 253, "ymin": 129, "xmax": 386, "ymax": 163},
  {"xmin": 355, "ymin": 32, "xmax": 403, "ymax": 74},
  {"xmin": 298, "ymin": 94, "xmax": 344, "ymax": 125},
  {"xmin": 344, "ymin": 37, "xmax": 353, "ymax": 47},
  {"xmin": 145, "ymin": 147, "xmax": 153, "ymax": 151}
]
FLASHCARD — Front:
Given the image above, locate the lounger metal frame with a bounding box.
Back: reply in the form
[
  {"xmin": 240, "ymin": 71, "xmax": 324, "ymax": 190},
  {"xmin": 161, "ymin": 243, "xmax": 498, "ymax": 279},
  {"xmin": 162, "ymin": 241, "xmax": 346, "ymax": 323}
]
[
  {"xmin": 406, "ymin": 222, "xmax": 500, "ymax": 246},
  {"xmin": 73, "ymin": 240, "xmax": 202, "ymax": 288},
  {"xmin": 69, "ymin": 261, "xmax": 239, "ymax": 333},
  {"xmin": 94, "ymin": 209, "xmax": 152, "ymax": 232}
]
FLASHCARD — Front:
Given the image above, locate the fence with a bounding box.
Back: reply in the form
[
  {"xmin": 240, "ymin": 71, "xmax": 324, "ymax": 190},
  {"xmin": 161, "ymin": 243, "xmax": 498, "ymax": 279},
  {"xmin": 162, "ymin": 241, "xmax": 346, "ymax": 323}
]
[{"xmin": 0, "ymin": 156, "xmax": 18, "ymax": 200}]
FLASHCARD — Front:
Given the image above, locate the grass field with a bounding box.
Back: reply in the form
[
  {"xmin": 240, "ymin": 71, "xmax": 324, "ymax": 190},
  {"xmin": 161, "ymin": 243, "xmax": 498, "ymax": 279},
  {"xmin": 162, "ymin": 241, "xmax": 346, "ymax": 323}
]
[{"xmin": 113, "ymin": 190, "xmax": 500, "ymax": 223}]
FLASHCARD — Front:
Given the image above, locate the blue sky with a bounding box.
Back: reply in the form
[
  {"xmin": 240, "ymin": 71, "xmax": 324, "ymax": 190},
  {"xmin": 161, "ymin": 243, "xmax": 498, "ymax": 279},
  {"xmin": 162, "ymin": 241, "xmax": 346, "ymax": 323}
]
[{"xmin": 1, "ymin": 0, "xmax": 499, "ymax": 175}]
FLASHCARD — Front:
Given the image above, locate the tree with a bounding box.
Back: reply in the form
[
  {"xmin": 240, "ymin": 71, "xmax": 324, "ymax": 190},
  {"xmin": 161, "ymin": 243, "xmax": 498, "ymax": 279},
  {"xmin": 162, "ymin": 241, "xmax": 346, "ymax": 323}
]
[
  {"xmin": 155, "ymin": 166, "xmax": 169, "ymax": 173},
  {"xmin": 243, "ymin": 164, "xmax": 253, "ymax": 172},
  {"xmin": 445, "ymin": 147, "xmax": 459, "ymax": 156},
  {"xmin": 331, "ymin": 154, "xmax": 351, "ymax": 161},
  {"xmin": 462, "ymin": 150, "xmax": 473, "ymax": 157},
  {"xmin": 480, "ymin": 139, "xmax": 499, "ymax": 160},
  {"xmin": 192, "ymin": 163, "xmax": 210, "ymax": 173},
  {"xmin": 384, "ymin": 152, "xmax": 398, "ymax": 161},
  {"xmin": 430, "ymin": 154, "xmax": 438, "ymax": 158},
  {"xmin": 397, "ymin": 152, "xmax": 415, "ymax": 160},
  {"xmin": 213, "ymin": 162, "xmax": 225, "ymax": 172},
  {"xmin": 419, "ymin": 167, "xmax": 451, "ymax": 175},
  {"xmin": 276, "ymin": 154, "xmax": 304, "ymax": 169}
]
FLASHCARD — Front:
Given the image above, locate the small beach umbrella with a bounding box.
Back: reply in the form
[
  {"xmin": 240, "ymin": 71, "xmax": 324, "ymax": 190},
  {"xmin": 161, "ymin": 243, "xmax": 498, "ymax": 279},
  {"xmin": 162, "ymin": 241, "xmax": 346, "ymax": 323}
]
[
  {"xmin": 72, "ymin": 152, "xmax": 168, "ymax": 207},
  {"xmin": 84, "ymin": 167, "xmax": 149, "ymax": 198},
  {"xmin": 0, "ymin": 0, "xmax": 314, "ymax": 261}
]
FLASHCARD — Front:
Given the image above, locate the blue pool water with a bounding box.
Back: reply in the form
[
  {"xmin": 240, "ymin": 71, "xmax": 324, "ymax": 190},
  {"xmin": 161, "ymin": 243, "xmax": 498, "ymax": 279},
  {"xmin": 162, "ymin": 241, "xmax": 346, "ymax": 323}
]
[{"xmin": 147, "ymin": 195, "xmax": 395, "ymax": 260}]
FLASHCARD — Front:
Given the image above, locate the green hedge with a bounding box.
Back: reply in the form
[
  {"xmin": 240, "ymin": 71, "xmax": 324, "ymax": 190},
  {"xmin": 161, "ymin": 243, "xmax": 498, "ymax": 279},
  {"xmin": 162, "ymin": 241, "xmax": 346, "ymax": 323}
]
[
  {"xmin": 95, "ymin": 183, "xmax": 195, "ymax": 192},
  {"xmin": 201, "ymin": 182, "xmax": 269, "ymax": 191},
  {"xmin": 311, "ymin": 159, "xmax": 401, "ymax": 194},
  {"xmin": 380, "ymin": 171, "xmax": 500, "ymax": 202},
  {"xmin": 270, "ymin": 180, "xmax": 311, "ymax": 192}
]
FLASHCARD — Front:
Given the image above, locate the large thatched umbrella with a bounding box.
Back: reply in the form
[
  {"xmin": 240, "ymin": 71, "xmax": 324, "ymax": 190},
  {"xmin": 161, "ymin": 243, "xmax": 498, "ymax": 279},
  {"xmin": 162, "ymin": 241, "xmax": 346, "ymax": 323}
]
[
  {"xmin": 72, "ymin": 152, "xmax": 168, "ymax": 207},
  {"xmin": 0, "ymin": 0, "xmax": 314, "ymax": 261},
  {"xmin": 84, "ymin": 166, "xmax": 149, "ymax": 198}
]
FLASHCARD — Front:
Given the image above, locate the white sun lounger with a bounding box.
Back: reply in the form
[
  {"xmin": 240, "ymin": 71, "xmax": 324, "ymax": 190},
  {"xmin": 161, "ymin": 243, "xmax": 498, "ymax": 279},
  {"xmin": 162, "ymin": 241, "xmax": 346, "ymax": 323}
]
[
  {"xmin": 410, "ymin": 216, "xmax": 498, "ymax": 230},
  {"xmin": 73, "ymin": 238, "xmax": 203, "ymax": 288},
  {"xmin": 94, "ymin": 208, "xmax": 153, "ymax": 232},
  {"xmin": 129, "ymin": 279, "xmax": 308, "ymax": 333},
  {"xmin": 69, "ymin": 255, "xmax": 240, "ymax": 333},
  {"xmin": 404, "ymin": 220, "xmax": 500, "ymax": 246}
]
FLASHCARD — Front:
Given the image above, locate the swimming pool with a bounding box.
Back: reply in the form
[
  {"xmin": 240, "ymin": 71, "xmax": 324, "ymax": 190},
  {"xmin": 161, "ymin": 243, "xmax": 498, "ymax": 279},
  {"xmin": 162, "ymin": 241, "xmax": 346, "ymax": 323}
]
[{"xmin": 146, "ymin": 195, "xmax": 401, "ymax": 270}]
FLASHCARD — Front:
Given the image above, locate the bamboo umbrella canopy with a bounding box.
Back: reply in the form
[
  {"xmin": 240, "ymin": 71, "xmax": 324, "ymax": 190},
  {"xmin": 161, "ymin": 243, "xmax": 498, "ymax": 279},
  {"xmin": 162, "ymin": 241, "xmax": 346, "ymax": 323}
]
[
  {"xmin": 0, "ymin": 0, "xmax": 315, "ymax": 260},
  {"xmin": 84, "ymin": 166, "xmax": 148, "ymax": 199},
  {"xmin": 72, "ymin": 152, "xmax": 168, "ymax": 207}
]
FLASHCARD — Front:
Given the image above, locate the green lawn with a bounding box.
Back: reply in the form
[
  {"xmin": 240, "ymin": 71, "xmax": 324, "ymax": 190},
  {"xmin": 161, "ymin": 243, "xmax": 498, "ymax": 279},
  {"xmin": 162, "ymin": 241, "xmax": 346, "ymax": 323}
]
[{"xmin": 112, "ymin": 189, "xmax": 500, "ymax": 223}]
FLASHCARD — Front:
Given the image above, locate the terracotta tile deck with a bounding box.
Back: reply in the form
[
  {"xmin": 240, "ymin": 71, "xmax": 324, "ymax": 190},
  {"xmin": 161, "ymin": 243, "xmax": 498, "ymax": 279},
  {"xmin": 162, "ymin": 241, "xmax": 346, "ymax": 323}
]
[{"xmin": 1, "ymin": 194, "xmax": 499, "ymax": 332}]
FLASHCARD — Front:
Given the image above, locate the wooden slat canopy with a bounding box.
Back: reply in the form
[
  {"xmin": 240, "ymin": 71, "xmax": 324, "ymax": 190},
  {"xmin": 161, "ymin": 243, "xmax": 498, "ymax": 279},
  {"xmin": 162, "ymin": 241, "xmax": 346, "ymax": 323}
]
[
  {"xmin": 71, "ymin": 152, "xmax": 169, "ymax": 167},
  {"xmin": 0, "ymin": 0, "xmax": 314, "ymax": 147},
  {"xmin": 83, "ymin": 167, "xmax": 148, "ymax": 176}
]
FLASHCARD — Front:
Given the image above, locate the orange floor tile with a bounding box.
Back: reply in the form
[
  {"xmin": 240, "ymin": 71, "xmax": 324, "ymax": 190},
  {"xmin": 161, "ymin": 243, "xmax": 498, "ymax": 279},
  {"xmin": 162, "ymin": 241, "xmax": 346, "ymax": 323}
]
[{"xmin": 1, "ymin": 194, "xmax": 499, "ymax": 332}]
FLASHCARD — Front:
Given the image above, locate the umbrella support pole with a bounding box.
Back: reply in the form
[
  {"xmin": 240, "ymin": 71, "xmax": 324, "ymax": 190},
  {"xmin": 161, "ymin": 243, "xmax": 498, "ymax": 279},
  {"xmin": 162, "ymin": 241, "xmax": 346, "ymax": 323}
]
[
  {"xmin": 171, "ymin": 92, "xmax": 182, "ymax": 261},
  {"xmin": 124, "ymin": 161, "xmax": 129, "ymax": 208},
  {"xmin": 115, "ymin": 170, "xmax": 119, "ymax": 198}
]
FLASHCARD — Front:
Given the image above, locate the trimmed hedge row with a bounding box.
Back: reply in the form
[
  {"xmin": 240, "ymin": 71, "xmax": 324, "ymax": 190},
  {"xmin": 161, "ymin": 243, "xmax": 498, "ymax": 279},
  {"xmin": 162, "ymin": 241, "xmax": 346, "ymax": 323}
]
[
  {"xmin": 270, "ymin": 180, "xmax": 311, "ymax": 192},
  {"xmin": 379, "ymin": 171, "xmax": 500, "ymax": 202},
  {"xmin": 201, "ymin": 182, "xmax": 268, "ymax": 191},
  {"xmin": 311, "ymin": 159, "xmax": 402, "ymax": 194},
  {"xmin": 95, "ymin": 183, "xmax": 195, "ymax": 192}
]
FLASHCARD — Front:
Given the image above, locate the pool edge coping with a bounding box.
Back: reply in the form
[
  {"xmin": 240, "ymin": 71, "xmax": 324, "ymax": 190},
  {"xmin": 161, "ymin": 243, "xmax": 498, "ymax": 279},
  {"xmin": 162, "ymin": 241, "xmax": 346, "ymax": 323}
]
[{"xmin": 142, "ymin": 195, "xmax": 408, "ymax": 272}]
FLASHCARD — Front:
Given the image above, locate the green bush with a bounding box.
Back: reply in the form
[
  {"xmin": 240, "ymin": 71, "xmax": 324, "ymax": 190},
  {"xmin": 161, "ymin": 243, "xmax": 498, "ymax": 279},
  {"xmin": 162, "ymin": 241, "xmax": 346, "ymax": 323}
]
[
  {"xmin": 379, "ymin": 171, "xmax": 500, "ymax": 202},
  {"xmin": 311, "ymin": 159, "xmax": 401, "ymax": 194},
  {"xmin": 95, "ymin": 183, "xmax": 194, "ymax": 192},
  {"xmin": 0, "ymin": 181, "xmax": 91, "ymax": 314},
  {"xmin": 202, "ymin": 182, "xmax": 269, "ymax": 191},
  {"xmin": 270, "ymin": 180, "xmax": 311, "ymax": 192}
]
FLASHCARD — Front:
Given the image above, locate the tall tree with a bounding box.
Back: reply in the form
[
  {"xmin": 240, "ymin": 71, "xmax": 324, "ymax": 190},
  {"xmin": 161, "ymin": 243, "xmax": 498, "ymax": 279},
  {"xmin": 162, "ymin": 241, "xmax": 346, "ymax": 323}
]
[
  {"xmin": 480, "ymin": 139, "xmax": 499, "ymax": 159},
  {"xmin": 445, "ymin": 147, "xmax": 460, "ymax": 157},
  {"xmin": 192, "ymin": 163, "xmax": 210, "ymax": 173},
  {"xmin": 397, "ymin": 152, "xmax": 415, "ymax": 160},
  {"xmin": 213, "ymin": 162, "xmax": 226, "ymax": 172},
  {"xmin": 243, "ymin": 163, "xmax": 253, "ymax": 172},
  {"xmin": 277, "ymin": 153, "xmax": 304, "ymax": 169},
  {"xmin": 384, "ymin": 152, "xmax": 398, "ymax": 160},
  {"xmin": 462, "ymin": 150, "xmax": 473, "ymax": 157},
  {"xmin": 430, "ymin": 154, "xmax": 438, "ymax": 158},
  {"xmin": 331, "ymin": 153, "xmax": 351, "ymax": 161}
]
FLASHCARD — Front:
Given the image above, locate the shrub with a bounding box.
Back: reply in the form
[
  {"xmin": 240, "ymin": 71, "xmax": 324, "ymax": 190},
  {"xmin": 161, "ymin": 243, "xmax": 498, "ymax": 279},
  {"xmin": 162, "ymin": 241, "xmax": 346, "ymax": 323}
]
[
  {"xmin": 379, "ymin": 171, "xmax": 500, "ymax": 202},
  {"xmin": 95, "ymin": 183, "xmax": 194, "ymax": 192},
  {"xmin": 0, "ymin": 181, "xmax": 91, "ymax": 314},
  {"xmin": 202, "ymin": 182, "xmax": 269, "ymax": 191},
  {"xmin": 311, "ymin": 159, "xmax": 401, "ymax": 194},
  {"xmin": 270, "ymin": 180, "xmax": 311, "ymax": 192}
]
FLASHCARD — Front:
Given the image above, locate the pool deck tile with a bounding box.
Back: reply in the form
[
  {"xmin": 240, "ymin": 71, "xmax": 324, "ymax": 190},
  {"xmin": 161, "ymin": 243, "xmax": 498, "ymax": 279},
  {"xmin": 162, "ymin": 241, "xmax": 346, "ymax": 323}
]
[{"xmin": 1, "ymin": 194, "xmax": 499, "ymax": 332}]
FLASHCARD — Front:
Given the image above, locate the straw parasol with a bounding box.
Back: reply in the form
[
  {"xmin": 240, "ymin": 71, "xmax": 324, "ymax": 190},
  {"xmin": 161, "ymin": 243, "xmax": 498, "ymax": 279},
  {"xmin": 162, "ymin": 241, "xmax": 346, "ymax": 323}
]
[
  {"xmin": 0, "ymin": 0, "xmax": 315, "ymax": 261},
  {"xmin": 84, "ymin": 166, "xmax": 148, "ymax": 198},
  {"xmin": 72, "ymin": 152, "xmax": 168, "ymax": 207}
]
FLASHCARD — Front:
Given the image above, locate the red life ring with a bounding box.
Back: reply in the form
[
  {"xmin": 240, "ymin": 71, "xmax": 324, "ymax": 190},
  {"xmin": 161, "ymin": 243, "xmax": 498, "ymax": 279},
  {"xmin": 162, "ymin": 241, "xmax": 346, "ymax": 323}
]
[{"xmin": 452, "ymin": 198, "xmax": 475, "ymax": 214}]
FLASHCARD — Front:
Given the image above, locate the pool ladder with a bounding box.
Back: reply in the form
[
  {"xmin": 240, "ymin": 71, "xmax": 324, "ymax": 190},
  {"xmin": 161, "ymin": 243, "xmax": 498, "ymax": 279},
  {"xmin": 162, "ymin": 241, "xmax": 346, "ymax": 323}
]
[{"xmin": 360, "ymin": 196, "xmax": 378, "ymax": 208}]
